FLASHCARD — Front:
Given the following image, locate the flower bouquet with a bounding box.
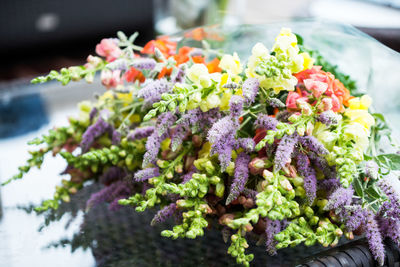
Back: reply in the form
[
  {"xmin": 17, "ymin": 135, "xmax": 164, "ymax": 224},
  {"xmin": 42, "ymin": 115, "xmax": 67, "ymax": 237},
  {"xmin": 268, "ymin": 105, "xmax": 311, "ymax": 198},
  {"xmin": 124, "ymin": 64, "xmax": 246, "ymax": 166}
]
[{"xmin": 4, "ymin": 24, "xmax": 400, "ymax": 266}]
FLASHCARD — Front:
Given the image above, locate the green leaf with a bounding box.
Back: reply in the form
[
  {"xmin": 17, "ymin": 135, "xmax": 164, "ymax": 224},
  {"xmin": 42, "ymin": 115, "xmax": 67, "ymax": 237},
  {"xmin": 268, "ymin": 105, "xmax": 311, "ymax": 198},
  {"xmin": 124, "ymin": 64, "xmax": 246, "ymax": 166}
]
[
  {"xmin": 365, "ymin": 185, "xmax": 382, "ymax": 200},
  {"xmin": 353, "ymin": 177, "xmax": 364, "ymax": 198},
  {"xmin": 377, "ymin": 153, "xmax": 400, "ymax": 170}
]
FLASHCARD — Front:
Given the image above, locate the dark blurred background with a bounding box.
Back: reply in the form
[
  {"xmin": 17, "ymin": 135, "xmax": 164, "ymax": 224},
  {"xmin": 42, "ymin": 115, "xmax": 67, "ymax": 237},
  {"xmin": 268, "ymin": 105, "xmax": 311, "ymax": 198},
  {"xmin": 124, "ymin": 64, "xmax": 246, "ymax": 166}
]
[{"xmin": 0, "ymin": 0, "xmax": 399, "ymax": 82}]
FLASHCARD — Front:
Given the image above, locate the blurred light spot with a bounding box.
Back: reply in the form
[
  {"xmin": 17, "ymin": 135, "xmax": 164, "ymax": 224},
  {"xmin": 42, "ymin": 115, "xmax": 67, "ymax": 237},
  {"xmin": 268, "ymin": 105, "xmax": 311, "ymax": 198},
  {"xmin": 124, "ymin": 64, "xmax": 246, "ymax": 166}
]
[{"xmin": 36, "ymin": 13, "xmax": 59, "ymax": 32}]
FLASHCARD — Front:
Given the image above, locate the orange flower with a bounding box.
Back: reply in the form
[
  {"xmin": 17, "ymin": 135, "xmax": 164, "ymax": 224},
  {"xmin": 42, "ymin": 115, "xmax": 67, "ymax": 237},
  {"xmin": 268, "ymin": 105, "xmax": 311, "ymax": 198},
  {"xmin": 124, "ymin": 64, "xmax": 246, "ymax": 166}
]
[
  {"xmin": 124, "ymin": 67, "xmax": 145, "ymax": 83},
  {"xmin": 141, "ymin": 36, "xmax": 177, "ymax": 57},
  {"xmin": 206, "ymin": 58, "xmax": 222, "ymax": 73},
  {"xmin": 157, "ymin": 67, "xmax": 172, "ymax": 79}
]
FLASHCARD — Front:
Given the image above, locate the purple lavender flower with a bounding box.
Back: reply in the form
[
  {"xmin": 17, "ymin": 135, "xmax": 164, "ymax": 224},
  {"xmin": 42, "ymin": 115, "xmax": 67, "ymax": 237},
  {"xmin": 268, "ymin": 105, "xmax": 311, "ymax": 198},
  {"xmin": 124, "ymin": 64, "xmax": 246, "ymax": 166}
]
[
  {"xmin": 324, "ymin": 186, "xmax": 354, "ymax": 210},
  {"xmin": 132, "ymin": 58, "xmax": 157, "ymax": 70},
  {"xmin": 80, "ymin": 117, "xmax": 111, "ymax": 152},
  {"xmin": 229, "ymin": 95, "xmax": 244, "ymax": 118},
  {"xmin": 378, "ymin": 179, "xmax": 400, "ymax": 219},
  {"xmin": 137, "ymin": 78, "xmax": 171, "ymax": 106},
  {"xmin": 89, "ymin": 107, "xmax": 98, "ymax": 122},
  {"xmin": 134, "ymin": 167, "xmax": 160, "ymax": 182},
  {"xmin": 182, "ymin": 170, "xmax": 196, "ymax": 184},
  {"xmin": 236, "ymin": 138, "xmax": 255, "ymax": 153},
  {"xmin": 243, "ymin": 188, "xmax": 258, "ymax": 200},
  {"xmin": 151, "ymin": 203, "xmax": 177, "ymax": 226},
  {"xmin": 309, "ymin": 152, "xmax": 337, "ymax": 180},
  {"xmin": 111, "ymin": 129, "xmax": 121, "ymax": 145},
  {"xmin": 99, "ymin": 166, "xmax": 126, "ymax": 185},
  {"xmin": 86, "ymin": 180, "xmax": 130, "ymax": 210},
  {"xmin": 156, "ymin": 111, "xmax": 177, "ymax": 137},
  {"xmin": 265, "ymin": 219, "xmax": 285, "ymax": 256},
  {"xmin": 365, "ymin": 210, "xmax": 385, "ymax": 266},
  {"xmin": 255, "ymin": 114, "xmax": 278, "ymax": 130},
  {"xmin": 299, "ymin": 136, "xmax": 328, "ymax": 155},
  {"xmin": 365, "ymin": 161, "xmax": 379, "ymax": 180},
  {"xmin": 127, "ymin": 126, "xmax": 155, "ymax": 141},
  {"xmin": 296, "ymin": 151, "xmax": 317, "ymax": 204},
  {"xmin": 345, "ymin": 205, "xmax": 365, "ymax": 231},
  {"xmin": 274, "ymin": 134, "xmax": 298, "ymax": 172},
  {"xmin": 207, "ymin": 116, "xmax": 239, "ymax": 170},
  {"xmin": 318, "ymin": 178, "xmax": 340, "ymax": 194},
  {"xmin": 109, "ymin": 196, "xmax": 127, "ymax": 211},
  {"xmin": 226, "ymin": 152, "xmax": 251, "ymax": 205},
  {"xmin": 242, "ymin": 78, "xmax": 259, "ymax": 104},
  {"xmin": 317, "ymin": 110, "xmax": 338, "ymax": 126},
  {"xmin": 171, "ymin": 64, "xmax": 186, "ymax": 83},
  {"xmin": 171, "ymin": 124, "xmax": 188, "ymax": 152},
  {"xmin": 142, "ymin": 131, "xmax": 164, "ymax": 167},
  {"xmin": 379, "ymin": 217, "xmax": 400, "ymax": 246}
]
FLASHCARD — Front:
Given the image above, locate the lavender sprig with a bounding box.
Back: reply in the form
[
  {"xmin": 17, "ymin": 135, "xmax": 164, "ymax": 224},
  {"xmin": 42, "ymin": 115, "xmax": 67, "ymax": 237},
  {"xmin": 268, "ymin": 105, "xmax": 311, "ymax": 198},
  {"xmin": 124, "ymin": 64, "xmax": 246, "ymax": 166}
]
[
  {"xmin": 226, "ymin": 152, "xmax": 251, "ymax": 205},
  {"xmin": 151, "ymin": 203, "xmax": 177, "ymax": 226},
  {"xmin": 296, "ymin": 152, "xmax": 317, "ymax": 204}
]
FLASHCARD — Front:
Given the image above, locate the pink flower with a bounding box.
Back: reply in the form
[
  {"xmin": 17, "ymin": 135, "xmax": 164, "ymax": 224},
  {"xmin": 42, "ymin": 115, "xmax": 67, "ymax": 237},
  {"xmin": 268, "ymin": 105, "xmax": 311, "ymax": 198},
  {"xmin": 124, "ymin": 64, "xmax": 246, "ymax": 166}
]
[
  {"xmin": 321, "ymin": 97, "xmax": 333, "ymax": 111},
  {"xmin": 304, "ymin": 79, "xmax": 328, "ymax": 98},
  {"xmin": 84, "ymin": 55, "xmax": 102, "ymax": 69},
  {"xmin": 330, "ymin": 94, "xmax": 341, "ymax": 112},
  {"xmin": 101, "ymin": 69, "xmax": 123, "ymax": 89},
  {"xmin": 286, "ymin": 92, "xmax": 301, "ymax": 109},
  {"xmin": 96, "ymin": 38, "xmax": 122, "ymax": 62}
]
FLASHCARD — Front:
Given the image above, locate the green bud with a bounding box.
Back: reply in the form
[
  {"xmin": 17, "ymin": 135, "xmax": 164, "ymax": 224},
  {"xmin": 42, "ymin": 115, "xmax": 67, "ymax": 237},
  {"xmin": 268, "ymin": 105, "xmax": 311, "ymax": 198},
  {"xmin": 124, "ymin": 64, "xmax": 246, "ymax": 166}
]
[
  {"xmin": 309, "ymin": 216, "xmax": 319, "ymax": 226},
  {"xmin": 304, "ymin": 206, "xmax": 314, "ymax": 218}
]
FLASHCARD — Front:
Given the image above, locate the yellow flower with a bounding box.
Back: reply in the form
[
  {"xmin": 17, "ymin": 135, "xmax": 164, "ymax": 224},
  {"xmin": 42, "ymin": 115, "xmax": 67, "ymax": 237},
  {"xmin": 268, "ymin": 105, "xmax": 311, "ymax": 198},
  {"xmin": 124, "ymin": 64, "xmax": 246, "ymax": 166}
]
[
  {"xmin": 187, "ymin": 63, "xmax": 211, "ymax": 88},
  {"xmin": 300, "ymin": 52, "xmax": 314, "ymax": 71},
  {"xmin": 343, "ymin": 123, "xmax": 369, "ymax": 151},
  {"xmin": 220, "ymin": 91, "xmax": 233, "ymax": 111},
  {"xmin": 345, "ymin": 94, "xmax": 375, "ymax": 131},
  {"xmin": 219, "ymin": 52, "xmax": 242, "ymax": 75},
  {"xmin": 348, "ymin": 95, "xmax": 372, "ymax": 110}
]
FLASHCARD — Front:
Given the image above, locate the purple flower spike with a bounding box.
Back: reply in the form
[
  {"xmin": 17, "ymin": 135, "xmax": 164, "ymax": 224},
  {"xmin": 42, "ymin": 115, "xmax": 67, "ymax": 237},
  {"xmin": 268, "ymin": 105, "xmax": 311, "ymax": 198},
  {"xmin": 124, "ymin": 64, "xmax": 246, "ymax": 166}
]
[
  {"xmin": 142, "ymin": 131, "xmax": 164, "ymax": 167},
  {"xmin": 325, "ymin": 186, "xmax": 354, "ymax": 210},
  {"xmin": 265, "ymin": 219, "xmax": 286, "ymax": 256},
  {"xmin": 226, "ymin": 152, "xmax": 251, "ymax": 205},
  {"xmin": 242, "ymin": 78, "xmax": 259, "ymax": 104},
  {"xmin": 112, "ymin": 129, "xmax": 121, "ymax": 145},
  {"xmin": 207, "ymin": 116, "xmax": 239, "ymax": 170},
  {"xmin": 86, "ymin": 180, "xmax": 130, "ymax": 210},
  {"xmin": 309, "ymin": 152, "xmax": 337, "ymax": 180},
  {"xmin": 296, "ymin": 152, "xmax": 317, "ymax": 204},
  {"xmin": 236, "ymin": 138, "xmax": 255, "ymax": 153},
  {"xmin": 156, "ymin": 111, "xmax": 177, "ymax": 137},
  {"xmin": 138, "ymin": 78, "xmax": 171, "ymax": 106},
  {"xmin": 132, "ymin": 58, "xmax": 157, "ymax": 70},
  {"xmin": 255, "ymin": 114, "xmax": 278, "ymax": 130},
  {"xmin": 134, "ymin": 167, "xmax": 159, "ymax": 182},
  {"xmin": 182, "ymin": 170, "xmax": 196, "ymax": 184},
  {"xmin": 299, "ymin": 136, "xmax": 328, "ymax": 155},
  {"xmin": 229, "ymin": 95, "xmax": 244, "ymax": 118},
  {"xmin": 80, "ymin": 117, "xmax": 111, "ymax": 153},
  {"xmin": 380, "ymin": 217, "xmax": 400, "ymax": 246},
  {"xmin": 242, "ymin": 188, "xmax": 258, "ymax": 200},
  {"xmin": 99, "ymin": 166, "xmax": 126, "ymax": 185},
  {"xmin": 89, "ymin": 107, "xmax": 98, "ymax": 122},
  {"xmin": 378, "ymin": 179, "xmax": 400, "ymax": 219},
  {"xmin": 171, "ymin": 64, "xmax": 186, "ymax": 83},
  {"xmin": 274, "ymin": 134, "xmax": 298, "ymax": 172},
  {"xmin": 151, "ymin": 203, "xmax": 177, "ymax": 226},
  {"xmin": 128, "ymin": 126, "xmax": 155, "ymax": 141},
  {"xmin": 365, "ymin": 210, "xmax": 385, "ymax": 266},
  {"xmin": 345, "ymin": 205, "xmax": 366, "ymax": 231},
  {"xmin": 317, "ymin": 110, "xmax": 338, "ymax": 126}
]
